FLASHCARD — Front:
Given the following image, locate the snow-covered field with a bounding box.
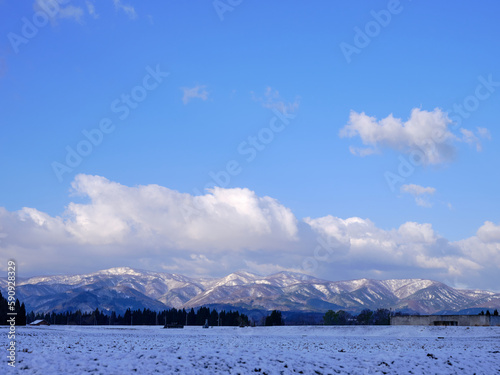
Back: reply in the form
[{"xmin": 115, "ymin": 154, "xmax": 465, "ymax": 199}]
[{"xmin": 3, "ymin": 325, "xmax": 500, "ymax": 374}]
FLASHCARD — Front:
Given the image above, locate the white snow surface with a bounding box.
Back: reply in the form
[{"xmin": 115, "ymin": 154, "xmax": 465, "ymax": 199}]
[{"xmin": 3, "ymin": 325, "xmax": 500, "ymax": 374}]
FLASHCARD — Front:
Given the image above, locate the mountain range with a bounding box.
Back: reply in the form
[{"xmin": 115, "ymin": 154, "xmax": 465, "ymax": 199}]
[{"xmin": 1, "ymin": 267, "xmax": 499, "ymax": 315}]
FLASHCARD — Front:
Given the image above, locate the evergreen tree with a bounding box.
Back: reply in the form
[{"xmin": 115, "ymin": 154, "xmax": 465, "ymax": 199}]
[
  {"xmin": 27, "ymin": 311, "xmax": 35, "ymax": 324},
  {"xmin": 240, "ymin": 313, "xmax": 249, "ymax": 326},
  {"xmin": 18, "ymin": 302, "xmax": 27, "ymax": 326},
  {"xmin": 0, "ymin": 291, "xmax": 8, "ymax": 325},
  {"xmin": 265, "ymin": 310, "xmax": 283, "ymax": 326},
  {"xmin": 372, "ymin": 309, "xmax": 390, "ymax": 325},
  {"xmin": 356, "ymin": 309, "xmax": 374, "ymax": 325},
  {"xmin": 323, "ymin": 310, "xmax": 351, "ymax": 325},
  {"xmin": 14, "ymin": 300, "xmax": 23, "ymax": 326},
  {"xmin": 323, "ymin": 310, "xmax": 335, "ymax": 325},
  {"xmin": 187, "ymin": 308, "xmax": 196, "ymax": 325},
  {"xmin": 210, "ymin": 309, "xmax": 219, "ymax": 326},
  {"xmin": 180, "ymin": 309, "xmax": 187, "ymax": 325},
  {"xmin": 494, "ymin": 309, "xmax": 499, "ymax": 316},
  {"xmin": 196, "ymin": 307, "xmax": 210, "ymax": 325},
  {"xmin": 124, "ymin": 308, "xmax": 132, "ymax": 325}
]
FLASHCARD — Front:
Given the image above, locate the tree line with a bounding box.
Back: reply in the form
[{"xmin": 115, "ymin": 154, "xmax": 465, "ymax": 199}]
[
  {"xmin": 323, "ymin": 308, "xmax": 393, "ymax": 325},
  {"xmin": 0, "ymin": 291, "xmax": 26, "ymax": 325},
  {"xmin": 26, "ymin": 306, "xmax": 250, "ymax": 326},
  {"xmin": 478, "ymin": 309, "xmax": 499, "ymax": 316}
]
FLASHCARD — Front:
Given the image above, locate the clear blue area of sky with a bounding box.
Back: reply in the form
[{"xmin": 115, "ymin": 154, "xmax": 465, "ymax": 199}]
[{"xmin": 1, "ymin": 0, "xmax": 499, "ymax": 242}]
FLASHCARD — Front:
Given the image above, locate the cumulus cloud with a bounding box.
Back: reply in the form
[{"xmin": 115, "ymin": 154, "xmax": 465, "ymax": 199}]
[
  {"xmin": 64, "ymin": 174, "xmax": 298, "ymax": 250},
  {"xmin": 476, "ymin": 221, "xmax": 500, "ymax": 243},
  {"xmin": 304, "ymin": 216, "xmax": 441, "ymax": 263},
  {"xmin": 0, "ymin": 175, "xmax": 300, "ymax": 276},
  {"xmin": 181, "ymin": 85, "xmax": 209, "ymax": 105},
  {"xmin": 456, "ymin": 222, "xmax": 500, "ymax": 278},
  {"xmin": 304, "ymin": 215, "xmax": 485, "ymax": 285},
  {"xmin": 251, "ymin": 87, "xmax": 300, "ymax": 114},
  {"xmin": 0, "ymin": 175, "xmax": 499, "ymax": 290},
  {"xmin": 339, "ymin": 108, "xmax": 490, "ymax": 164},
  {"xmin": 400, "ymin": 184, "xmax": 436, "ymax": 207}
]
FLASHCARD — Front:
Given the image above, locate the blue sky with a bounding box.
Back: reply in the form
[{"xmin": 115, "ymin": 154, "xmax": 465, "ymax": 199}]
[{"xmin": 1, "ymin": 0, "xmax": 500, "ymax": 290}]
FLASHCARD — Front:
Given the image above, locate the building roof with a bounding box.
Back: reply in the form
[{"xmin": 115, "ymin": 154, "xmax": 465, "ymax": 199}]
[{"xmin": 29, "ymin": 319, "xmax": 49, "ymax": 325}]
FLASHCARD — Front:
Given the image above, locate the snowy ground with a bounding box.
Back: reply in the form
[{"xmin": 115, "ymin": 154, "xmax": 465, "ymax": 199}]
[{"xmin": 3, "ymin": 325, "xmax": 500, "ymax": 374}]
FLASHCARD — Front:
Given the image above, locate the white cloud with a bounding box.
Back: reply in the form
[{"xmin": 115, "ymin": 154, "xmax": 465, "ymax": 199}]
[
  {"xmin": 34, "ymin": 0, "xmax": 84, "ymax": 22},
  {"xmin": 477, "ymin": 127, "xmax": 491, "ymax": 139},
  {"xmin": 181, "ymin": 85, "xmax": 209, "ymax": 105},
  {"xmin": 64, "ymin": 174, "xmax": 298, "ymax": 250},
  {"xmin": 304, "ymin": 215, "xmax": 485, "ymax": 283},
  {"xmin": 401, "ymin": 184, "xmax": 436, "ymax": 196},
  {"xmin": 251, "ymin": 87, "xmax": 300, "ymax": 114},
  {"xmin": 340, "ymin": 108, "xmax": 490, "ymax": 164},
  {"xmin": 461, "ymin": 127, "xmax": 492, "ymax": 151},
  {"xmin": 58, "ymin": 4, "xmax": 84, "ymax": 21},
  {"xmin": 0, "ymin": 175, "xmax": 499, "ymax": 290},
  {"xmin": 414, "ymin": 197, "xmax": 431, "ymax": 208},
  {"xmin": 86, "ymin": 1, "xmax": 98, "ymax": 18},
  {"xmin": 400, "ymin": 184, "xmax": 436, "ymax": 207},
  {"xmin": 348, "ymin": 146, "xmax": 378, "ymax": 157},
  {"xmin": 456, "ymin": 222, "xmax": 500, "ymax": 271},
  {"xmin": 34, "ymin": 0, "xmax": 136, "ymax": 23},
  {"xmin": 113, "ymin": 0, "xmax": 137, "ymax": 19},
  {"xmin": 476, "ymin": 221, "xmax": 500, "ymax": 243}
]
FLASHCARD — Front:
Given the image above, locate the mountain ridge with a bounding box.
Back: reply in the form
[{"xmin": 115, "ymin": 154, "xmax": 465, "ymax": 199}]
[{"xmin": 2, "ymin": 267, "xmax": 499, "ymax": 315}]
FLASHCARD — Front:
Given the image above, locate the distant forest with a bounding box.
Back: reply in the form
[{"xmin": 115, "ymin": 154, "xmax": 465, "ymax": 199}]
[
  {"xmin": 0, "ymin": 289, "xmax": 389, "ymax": 327},
  {"xmin": 0, "ymin": 291, "xmax": 250, "ymax": 326},
  {"xmin": 323, "ymin": 308, "xmax": 392, "ymax": 325},
  {"xmin": 28, "ymin": 306, "xmax": 250, "ymax": 326},
  {"xmin": 3, "ymin": 291, "xmax": 497, "ymax": 327}
]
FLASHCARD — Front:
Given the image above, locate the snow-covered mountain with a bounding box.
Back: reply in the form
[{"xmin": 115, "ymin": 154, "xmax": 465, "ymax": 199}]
[{"xmin": 1, "ymin": 267, "xmax": 499, "ymax": 314}]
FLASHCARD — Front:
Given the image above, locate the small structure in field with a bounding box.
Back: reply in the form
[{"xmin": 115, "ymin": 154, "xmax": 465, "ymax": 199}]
[
  {"xmin": 29, "ymin": 319, "xmax": 50, "ymax": 326},
  {"xmin": 163, "ymin": 322, "xmax": 184, "ymax": 329},
  {"xmin": 390, "ymin": 315, "xmax": 500, "ymax": 326}
]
